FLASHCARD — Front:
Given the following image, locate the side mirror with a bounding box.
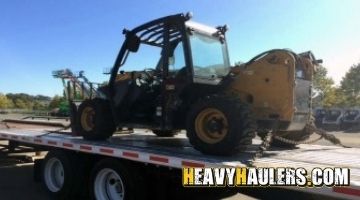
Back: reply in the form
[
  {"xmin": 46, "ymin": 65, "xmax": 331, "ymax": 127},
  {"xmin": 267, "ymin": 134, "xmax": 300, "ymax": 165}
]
[{"xmin": 126, "ymin": 33, "xmax": 140, "ymax": 52}]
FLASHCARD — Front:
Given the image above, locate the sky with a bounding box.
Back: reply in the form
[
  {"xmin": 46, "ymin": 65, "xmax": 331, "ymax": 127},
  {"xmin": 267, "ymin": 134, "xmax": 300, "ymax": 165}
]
[{"xmin": 0, "ymin": 0, "xmax": 359, "ymax": 97}]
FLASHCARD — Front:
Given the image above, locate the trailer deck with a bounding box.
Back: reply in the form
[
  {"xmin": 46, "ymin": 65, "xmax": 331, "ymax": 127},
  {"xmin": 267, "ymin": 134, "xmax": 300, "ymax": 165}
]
[{"xmin": 0, "ymin": 124, "xmax": 359, "ymax": 199}]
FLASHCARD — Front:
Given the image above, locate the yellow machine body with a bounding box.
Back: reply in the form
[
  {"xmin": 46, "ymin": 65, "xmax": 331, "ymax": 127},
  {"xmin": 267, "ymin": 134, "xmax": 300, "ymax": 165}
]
[{"xmin": 229, "ymin": 49, "xmax": 317, "ymax": 131}]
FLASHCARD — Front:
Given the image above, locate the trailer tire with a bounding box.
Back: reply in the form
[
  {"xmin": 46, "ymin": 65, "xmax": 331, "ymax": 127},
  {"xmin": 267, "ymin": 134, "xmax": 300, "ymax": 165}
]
[
  {"xmin": 42, "ymin": 150, "xmax": 84, "ymax": 199},
  {"xmin": 186, "ymin": 95, "xmax": 255, "ymax": 155},
  {"xmin": 76, "ymin": 99, "xmax": 116, "ymax": 140},
  {"xmin": 90, "ymin": 158, "xmax": 146, "ymax": 200}
]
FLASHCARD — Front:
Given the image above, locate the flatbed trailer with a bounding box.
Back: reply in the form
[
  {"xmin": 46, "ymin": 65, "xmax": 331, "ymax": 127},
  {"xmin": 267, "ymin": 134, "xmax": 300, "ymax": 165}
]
[{"xmin": 0, "ymin": 124, "xmax": 359, "ymax": 200}]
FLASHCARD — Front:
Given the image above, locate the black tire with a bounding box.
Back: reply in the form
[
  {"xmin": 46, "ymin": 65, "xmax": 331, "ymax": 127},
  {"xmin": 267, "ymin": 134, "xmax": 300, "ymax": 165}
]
[
  {"xmin": 152, "ymin": 130, "xmax": 178, "ymax": 137},
  {"xmin": 69, "ymin": 102, "xmax": 78, "ymax": 134},
  {"xmin": 76, "ymin": 99, "xmax": 116, "ymax": 140},
  {"xmin": 41, "ymin": 150, "xmax": 85, "ymax": 199},
  {"xmin": 89, "ymin": 158, "xmax": 146, "ymax": 200},
  {"xmin": 186, "ymin": 95, "xmax": 256, "ymax": 156}
]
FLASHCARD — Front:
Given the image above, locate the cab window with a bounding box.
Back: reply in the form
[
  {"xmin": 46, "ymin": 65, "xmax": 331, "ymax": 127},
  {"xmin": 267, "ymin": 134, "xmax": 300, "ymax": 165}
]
[{"xmin": 169, "ymin": 42, "xmax": 185, "ymax": 73}]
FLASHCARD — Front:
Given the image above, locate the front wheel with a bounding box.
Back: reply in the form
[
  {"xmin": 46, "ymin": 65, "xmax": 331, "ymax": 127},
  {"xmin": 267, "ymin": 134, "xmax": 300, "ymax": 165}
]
[
  {"xmin": 186, "ymin": 96, "xmax": 256, "ymax": 155},
  {"xmin": 76, "ymin": 99, "xmax": 116, "ymax": 140}
]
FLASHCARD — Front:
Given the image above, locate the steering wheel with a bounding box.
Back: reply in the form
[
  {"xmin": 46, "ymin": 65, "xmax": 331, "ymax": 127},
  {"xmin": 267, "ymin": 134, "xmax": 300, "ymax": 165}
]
[{"xmin": 136, "ymin": 68, "xmax": 157, "ymax": 87}]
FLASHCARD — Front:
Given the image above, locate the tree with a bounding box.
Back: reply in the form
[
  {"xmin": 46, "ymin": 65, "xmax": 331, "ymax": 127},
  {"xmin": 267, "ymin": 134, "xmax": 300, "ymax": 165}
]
[
  {"xmin": 340, "ymin": 63, "xmax": 360, "ymax": 107},
  {"xmin": 6, "ymin": 99, "xmax": 14, "ymax": 109},
  {"xmin": 58, "ymin": 101, "xmax": 70, "ymax": 116},
  {"xmin": 321, "ymin": 87, "xmax": 345, "ymax": 108},
  {"xmin": 0, "ymin": 93, "xmax": 11, "ymax": 109},
  {"xmin": 33, "ymin": 101, "xmax": 46, "ymax": 110},
  {"xmin": 0, "ymin": 93, "xmax": 51, "ymax": 110},
  {"xmin": 34, "ymin": 95, "xmax": 51, "ymax": 102},
  {"xmin": 6, "ymin": 93, "xmax": 34, "ymax": 109},
  {"xmin": 14, "ymin": 99, "xmax": 28, "ymax": 109},
  {"xmin": 48, "ymin": 95, "xmax": 65, "ymax": 109},
  {"xmin": 312, "ymin": 65, "xmax": 338, "ymax": 107}
]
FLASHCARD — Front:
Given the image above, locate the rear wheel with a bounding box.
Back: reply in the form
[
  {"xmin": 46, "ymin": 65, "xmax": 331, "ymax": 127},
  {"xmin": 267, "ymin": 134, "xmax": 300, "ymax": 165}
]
[
  {"xmin": 42, "ymin": 150, "xmax": 85, "ymax": 199},
  {"xmin": 76, "ymin": 99, "xmax": 116, "ymax": 140},
  {"xmin": 90, "ymin": 158, "xmax": 146, "ymax": 200},
  {"xmin": 186, "ymin": 95, "xmax": 255, "ymax": 155},
  {"xmin": 152, "ymin": 130, "xmax": 178, "ymax": 137}
]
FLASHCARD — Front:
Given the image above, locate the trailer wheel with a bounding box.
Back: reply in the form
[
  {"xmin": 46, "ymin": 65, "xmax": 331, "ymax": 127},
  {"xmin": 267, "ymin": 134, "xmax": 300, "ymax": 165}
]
[
  {"xmin": 90, "ymin": 158, "xmax": 146, "ymax": 200},
  {"xmin": 186, "ymin": 96, "xmax": 256, "ymax": 155},
  {"xmin": 152, "ymin": 130, "xmax": 178, "ymax": 137},
  {"xmin": 42, "ymin": 150, "xmax": 83, "ymax": 199},
  {"xmin": 76, "ymin": 99, "xmax": 116, "ymax": 140}
]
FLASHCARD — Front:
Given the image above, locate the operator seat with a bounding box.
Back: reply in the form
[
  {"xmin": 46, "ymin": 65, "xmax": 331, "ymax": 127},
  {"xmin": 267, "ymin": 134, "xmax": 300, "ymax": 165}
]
[{"xmin": 113, "ymin": 74, "xmax": 142, "ymax": 118}]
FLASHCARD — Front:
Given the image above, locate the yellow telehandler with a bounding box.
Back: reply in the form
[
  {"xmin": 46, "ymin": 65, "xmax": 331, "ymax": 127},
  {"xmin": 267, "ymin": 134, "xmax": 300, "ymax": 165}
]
[{"xmin": 72, "ymin": 13, "xmax": 322, "ymax": 155}]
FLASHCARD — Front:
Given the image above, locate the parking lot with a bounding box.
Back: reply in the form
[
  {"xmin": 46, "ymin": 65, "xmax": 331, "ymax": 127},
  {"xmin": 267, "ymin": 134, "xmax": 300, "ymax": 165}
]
[{"xmin": 0, "ymin": 162, "xmax": 48, "ymax": 199}]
